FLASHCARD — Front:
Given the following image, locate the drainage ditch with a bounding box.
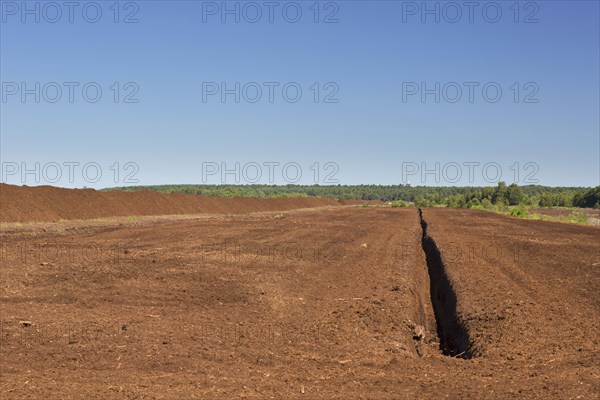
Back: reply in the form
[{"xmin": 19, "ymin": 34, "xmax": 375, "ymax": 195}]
[{"xmin": 418, "ymin": 208, "xmax": 473, "ymax": 359}]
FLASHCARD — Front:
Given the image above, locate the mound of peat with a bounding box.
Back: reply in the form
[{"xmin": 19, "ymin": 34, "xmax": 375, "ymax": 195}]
[{"xmin": 0, "ymin": 184, "xmax": 342, "ymax": 223}]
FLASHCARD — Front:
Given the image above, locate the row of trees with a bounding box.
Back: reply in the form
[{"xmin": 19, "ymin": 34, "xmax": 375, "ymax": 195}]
[{"xmin": 106, "ymin": 184, "xmax": 600, "ymax": 209}]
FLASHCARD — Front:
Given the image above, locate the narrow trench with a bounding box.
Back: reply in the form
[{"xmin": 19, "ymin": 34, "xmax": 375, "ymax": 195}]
[{"xmin": 418, "ymin": 208, "xmax": 473, "ymax": 359}]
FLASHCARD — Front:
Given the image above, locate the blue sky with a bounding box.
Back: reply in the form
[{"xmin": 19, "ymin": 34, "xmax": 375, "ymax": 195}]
[{"xmin": 1, "ymin": 0, "xmax": 598, "ymax": 188}]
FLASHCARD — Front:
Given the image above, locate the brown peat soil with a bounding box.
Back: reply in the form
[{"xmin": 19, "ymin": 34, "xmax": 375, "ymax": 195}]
[{"xmin": 0, "ymin": 187, "xmax": 598, "ymax": 398}]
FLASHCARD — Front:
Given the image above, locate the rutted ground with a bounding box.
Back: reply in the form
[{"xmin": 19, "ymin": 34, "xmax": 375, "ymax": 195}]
[
  {"xmin": 0, "ymin": 208, "xmax": 433, "ymax": 398},
  {"xmin": 0, "ymin": 207, "xmax": 598, "ymax": 398}
]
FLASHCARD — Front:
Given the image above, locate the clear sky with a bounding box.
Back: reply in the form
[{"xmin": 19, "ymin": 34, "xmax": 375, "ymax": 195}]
[{"xmin": 1, "ymin": 0, "xmax": 599, "ymax": 188}]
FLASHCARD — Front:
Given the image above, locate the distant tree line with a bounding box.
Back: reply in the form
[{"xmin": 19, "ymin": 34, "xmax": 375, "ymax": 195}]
[{"xmin": 105, "ymin": 184, "xmax": 600, "ymax": 209}]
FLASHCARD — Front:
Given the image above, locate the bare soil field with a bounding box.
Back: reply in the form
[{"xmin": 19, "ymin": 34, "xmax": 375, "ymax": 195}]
[{"xmin": 1, "ymin": 200, "xmax": 598, "ymax": 398}]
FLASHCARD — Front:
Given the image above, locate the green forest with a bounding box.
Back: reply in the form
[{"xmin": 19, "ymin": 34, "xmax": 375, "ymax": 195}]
[{"xmin": 105, "ymin": 183, "xmax": 600, "ymax": 209}]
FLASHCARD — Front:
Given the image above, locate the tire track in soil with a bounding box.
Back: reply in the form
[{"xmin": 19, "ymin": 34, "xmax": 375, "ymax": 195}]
[{"xmin": 418, "ymin": 208, "xmax": 474, "ymax": 359}]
